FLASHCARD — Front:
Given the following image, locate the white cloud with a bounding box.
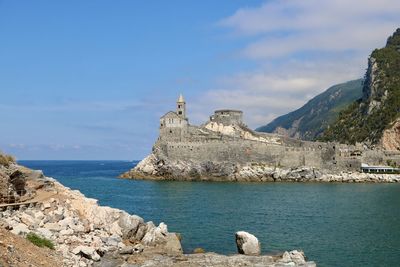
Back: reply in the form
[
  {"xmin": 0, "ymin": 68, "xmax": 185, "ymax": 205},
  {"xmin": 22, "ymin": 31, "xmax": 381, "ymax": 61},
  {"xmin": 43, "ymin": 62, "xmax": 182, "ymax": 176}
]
[{"xmin": 191, "ymin": 0, "xmax": 400, "ymax": 128}]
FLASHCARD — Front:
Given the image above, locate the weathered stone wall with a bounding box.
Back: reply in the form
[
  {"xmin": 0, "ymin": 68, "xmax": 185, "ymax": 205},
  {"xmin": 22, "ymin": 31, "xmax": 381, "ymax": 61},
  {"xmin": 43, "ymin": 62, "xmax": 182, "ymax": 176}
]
[
  {"xmin": 154, "ymin": 106, "xmax": 400, "ymax": 174},
  {"xmin": 155, "ymin": 139, "xmax": 345, "ymax": 170},
  {"xmin": 210, "ymin": 110, "xmax": 243, "ymax": 125}
]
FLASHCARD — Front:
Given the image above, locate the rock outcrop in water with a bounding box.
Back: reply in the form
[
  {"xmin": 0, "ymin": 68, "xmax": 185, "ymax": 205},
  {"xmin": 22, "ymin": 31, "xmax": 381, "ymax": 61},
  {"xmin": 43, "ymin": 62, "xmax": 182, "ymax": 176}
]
[
  {"xmin": 0, "ymin": 161, "xmax": 317, "ymax": 266},
  {"xmin": 122, "ymin": 157, "xmax": 400, "ymax": 183}
]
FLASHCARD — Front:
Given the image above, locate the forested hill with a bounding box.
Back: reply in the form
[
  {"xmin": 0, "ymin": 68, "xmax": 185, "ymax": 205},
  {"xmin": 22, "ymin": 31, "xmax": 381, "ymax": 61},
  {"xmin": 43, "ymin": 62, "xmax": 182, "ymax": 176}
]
[
  {"xmin": 320, "ymin": 28, "xmax": 400, "ymax": 149},
  {"xmin": 256, "ymin": 79, "xmax": 363, "ymax": 140}
]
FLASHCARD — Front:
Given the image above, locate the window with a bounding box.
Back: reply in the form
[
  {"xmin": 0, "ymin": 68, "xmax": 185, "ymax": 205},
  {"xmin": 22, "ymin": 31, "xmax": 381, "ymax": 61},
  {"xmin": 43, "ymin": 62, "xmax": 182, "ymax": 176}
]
[
  {"xmin": 178, "ymin": 105, "xmax": 181, "ymax": 108},
  {"xmin": 178, "ymin": 111, "xmax": 182, "ymax": 115}
]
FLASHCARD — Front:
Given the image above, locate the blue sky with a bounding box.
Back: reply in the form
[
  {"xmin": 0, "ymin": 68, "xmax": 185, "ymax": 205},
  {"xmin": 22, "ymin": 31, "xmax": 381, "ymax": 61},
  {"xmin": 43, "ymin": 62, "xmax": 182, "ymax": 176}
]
[{"xmin": 1, "ymin": 0, "xmax": 399, "ymax": 160}]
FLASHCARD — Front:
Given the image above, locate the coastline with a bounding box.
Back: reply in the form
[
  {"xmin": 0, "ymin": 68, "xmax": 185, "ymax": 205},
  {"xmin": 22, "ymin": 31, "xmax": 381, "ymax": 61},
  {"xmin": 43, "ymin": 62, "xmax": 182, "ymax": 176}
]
[
  {"xmin": 120, "ymin": 153, "xmax": 400, "ymax": 183},
  {"xmin": 0, "ymin": 162, "xmax": 316, "ymax": 266}
]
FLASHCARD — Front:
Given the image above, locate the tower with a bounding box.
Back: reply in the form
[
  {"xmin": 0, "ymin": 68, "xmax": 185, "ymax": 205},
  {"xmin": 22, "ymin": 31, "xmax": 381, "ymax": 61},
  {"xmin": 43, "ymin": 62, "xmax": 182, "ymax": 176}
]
[{"xmin": 176, "ymin": 94, "xmax": 186, "ymax": 119}]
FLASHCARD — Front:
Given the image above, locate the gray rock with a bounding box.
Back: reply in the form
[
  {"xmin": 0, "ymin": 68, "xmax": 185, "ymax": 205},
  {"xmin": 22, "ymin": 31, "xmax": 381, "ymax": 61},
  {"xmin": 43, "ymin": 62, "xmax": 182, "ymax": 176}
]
[
  {"xmin": 142, "ymin": 222, "xmax": 168, "ymax": 246},
  {"xmin": 132, "ymin": 223, "xmax": 147, "ymax": 242},
  {"xmin": 235, "ymin": 231, "xmax": 261, "ymax": 256},
  {"xmin": 36, "ymin": 227, "xmax": 53, "ymax": 239},
  {"xmin": 118, "ymin": 212, "xmax": 143, "ymax": 239},
  {"xmin": 104, "ymin": 235, "xmax": 122, "ymax": 247},
  {"xmin": 119, "ymin": 246, "xmax": 134, "ymax": 254},
  {"xmin": 72, "ymin": 245, "xmax": 101, "ymax": 261}
]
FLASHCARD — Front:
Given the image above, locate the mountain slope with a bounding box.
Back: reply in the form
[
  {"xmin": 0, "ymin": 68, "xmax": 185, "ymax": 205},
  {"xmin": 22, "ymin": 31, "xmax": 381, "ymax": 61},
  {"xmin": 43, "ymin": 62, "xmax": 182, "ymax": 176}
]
[
  {"xmin": 321, "ymin": 28, "xmax": 400, "ymax": 149},
  {"xmin": 256, "ymin": 79, "xmax": 363, "ymax": 140}
]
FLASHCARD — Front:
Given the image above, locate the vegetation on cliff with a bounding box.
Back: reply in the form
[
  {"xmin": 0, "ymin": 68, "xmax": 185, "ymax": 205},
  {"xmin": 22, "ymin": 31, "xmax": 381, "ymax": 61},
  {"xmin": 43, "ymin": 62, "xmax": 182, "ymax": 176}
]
[
  {"xmin": 256, "ymin": 79, "xmax": 363, "ymax": 140},
  {"xmin": 321, "ymin": 29, "xmax": 400, "ymax": 145},
  {"xmin": 0, "ymin": 152, "xmax": 15, "ymax": 166}
]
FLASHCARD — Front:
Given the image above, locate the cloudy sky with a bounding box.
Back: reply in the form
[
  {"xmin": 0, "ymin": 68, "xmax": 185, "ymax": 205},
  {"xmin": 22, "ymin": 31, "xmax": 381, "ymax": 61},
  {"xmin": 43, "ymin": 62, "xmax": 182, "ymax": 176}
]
[{"xmin": 1, "ymin": 0, "xmax": 399, "ymax": 160}]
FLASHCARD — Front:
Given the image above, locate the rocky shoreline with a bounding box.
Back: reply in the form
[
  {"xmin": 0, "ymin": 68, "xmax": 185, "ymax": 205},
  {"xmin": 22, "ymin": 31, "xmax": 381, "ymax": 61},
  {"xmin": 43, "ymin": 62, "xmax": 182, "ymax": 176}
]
[
  {"xmin": 0, "ymin": 162, "xmax": 317, "ymax": 266},
  {"xmin": 121, "ymin": 153, "xmax": 400, "ymax": 183}
]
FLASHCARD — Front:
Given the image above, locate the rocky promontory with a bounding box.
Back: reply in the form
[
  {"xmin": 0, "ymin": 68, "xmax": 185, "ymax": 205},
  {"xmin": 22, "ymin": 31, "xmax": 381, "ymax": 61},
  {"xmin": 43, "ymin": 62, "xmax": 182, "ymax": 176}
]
[
  {"xmin": 121, "ymin": 153, "xmax": 400, "ymax": 183},
  {"xmin": 0, "ymin": 160, "xmax": 317, "ymax": 266}
]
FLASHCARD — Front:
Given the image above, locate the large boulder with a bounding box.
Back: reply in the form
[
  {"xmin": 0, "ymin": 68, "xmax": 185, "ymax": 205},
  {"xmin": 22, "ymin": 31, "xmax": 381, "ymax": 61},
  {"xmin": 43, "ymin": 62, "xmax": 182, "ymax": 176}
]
[
  {"xmin": 9, "ymin": 170, "xmax": 26, "ymax": 195},
  {"xmin": 142, "ymin": 222, "xmax": 168, "ymax": 246},
  {"xmin": 235, "ymin": 231, "xmax": 261, "ymax": 256}
]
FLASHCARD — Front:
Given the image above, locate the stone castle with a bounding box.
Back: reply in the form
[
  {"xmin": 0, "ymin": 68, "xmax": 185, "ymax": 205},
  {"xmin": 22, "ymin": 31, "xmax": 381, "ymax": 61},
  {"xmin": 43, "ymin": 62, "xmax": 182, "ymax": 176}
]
[
  {"xmin": 155, "ymin": 95, "xmax": 400, "ymax": 173},
  {"xmin": 122, "ymin": 95, "xmax": 400, "ymax": 181}
]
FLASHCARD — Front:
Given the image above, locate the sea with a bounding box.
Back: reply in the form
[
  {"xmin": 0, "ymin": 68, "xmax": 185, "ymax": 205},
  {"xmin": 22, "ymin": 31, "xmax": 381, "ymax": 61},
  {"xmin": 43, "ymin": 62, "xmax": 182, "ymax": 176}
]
[{"xmin": 19, "ymin": 160, "xmax": 400, "ymax": 267}]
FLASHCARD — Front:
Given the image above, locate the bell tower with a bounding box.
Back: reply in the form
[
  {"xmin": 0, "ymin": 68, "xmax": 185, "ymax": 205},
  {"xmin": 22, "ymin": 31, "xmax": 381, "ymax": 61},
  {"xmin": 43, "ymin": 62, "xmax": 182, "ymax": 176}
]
[{"xmin": 176, "ymin": 94, "xmax": 186, "ymax": 119}]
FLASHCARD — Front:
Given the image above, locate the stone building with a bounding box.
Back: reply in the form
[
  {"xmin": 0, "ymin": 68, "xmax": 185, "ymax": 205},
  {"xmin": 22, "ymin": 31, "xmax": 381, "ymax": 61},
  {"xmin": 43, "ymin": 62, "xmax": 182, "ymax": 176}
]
[
  {"xmin": 159, "ymin": 94, "xmax": 188, "ymax": 142},
  {"xmin": 153, "ymin": 95, "xmax": 400, "ymax": 173}
]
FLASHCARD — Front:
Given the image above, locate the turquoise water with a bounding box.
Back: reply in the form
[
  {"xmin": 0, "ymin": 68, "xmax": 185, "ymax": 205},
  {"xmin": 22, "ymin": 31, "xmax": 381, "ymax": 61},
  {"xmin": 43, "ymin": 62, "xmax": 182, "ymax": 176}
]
[{"xmin": 20, "ymin": 160, "xmax": 400, "ymax": 267}]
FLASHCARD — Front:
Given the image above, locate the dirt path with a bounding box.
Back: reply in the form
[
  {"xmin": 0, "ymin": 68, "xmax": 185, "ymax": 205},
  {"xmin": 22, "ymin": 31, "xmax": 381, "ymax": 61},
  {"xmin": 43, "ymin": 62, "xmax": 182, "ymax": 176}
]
[{"xmin": 0, "ymin": 190, "xmax": 58, "ymax": 209}]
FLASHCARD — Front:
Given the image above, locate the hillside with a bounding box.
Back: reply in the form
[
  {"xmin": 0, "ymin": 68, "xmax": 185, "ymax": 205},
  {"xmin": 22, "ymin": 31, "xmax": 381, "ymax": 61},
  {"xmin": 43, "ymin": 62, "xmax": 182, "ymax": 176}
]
[
  {"xmin": 256, "ymin": 79, "xmax": 363, "ymax": 140},
  {"xmin": 321, "ymin": 28, "xmax": 400, "ymax": 149}
]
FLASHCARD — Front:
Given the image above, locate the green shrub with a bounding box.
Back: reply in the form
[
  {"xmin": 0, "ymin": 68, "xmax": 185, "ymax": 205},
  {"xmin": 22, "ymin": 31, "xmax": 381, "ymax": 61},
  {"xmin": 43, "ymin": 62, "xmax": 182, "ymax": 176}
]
[{"xmin": 26, "ymin": 233, "xmax": 55, "ymax": 250}]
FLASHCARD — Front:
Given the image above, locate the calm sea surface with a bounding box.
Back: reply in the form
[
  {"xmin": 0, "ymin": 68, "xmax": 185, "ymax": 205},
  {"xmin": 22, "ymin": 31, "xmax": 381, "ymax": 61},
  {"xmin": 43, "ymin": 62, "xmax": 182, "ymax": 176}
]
[{"xmin": 20, "ymin": 160, "xmax": 400, "ymax": 267}]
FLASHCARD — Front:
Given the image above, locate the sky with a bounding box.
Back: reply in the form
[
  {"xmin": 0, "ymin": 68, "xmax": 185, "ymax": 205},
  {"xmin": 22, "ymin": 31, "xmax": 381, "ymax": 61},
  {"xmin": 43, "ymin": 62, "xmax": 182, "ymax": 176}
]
[{"xmin": 1, "ymin": 0, "xmax": 399, "ymax": 160}]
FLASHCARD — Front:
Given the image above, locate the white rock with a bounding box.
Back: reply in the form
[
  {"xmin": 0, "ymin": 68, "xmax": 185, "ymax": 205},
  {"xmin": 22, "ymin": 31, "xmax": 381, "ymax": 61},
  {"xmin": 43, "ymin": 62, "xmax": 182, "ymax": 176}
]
[
  {"xmin": 59, "ymin": 217, "xmax": 76, "ymax": 228},
  {"xmin": 42, "ymin": 202, "xmax": 51, "ymax": 210},
  {"xmin": 235, "ymin": 231, "xmax": 261, "ymax": 256},
  {"xmin": 44, "ymin": 222, "xmax": 62, "ymax": 232},
  {"xmin": 70, "ymin": 223, "xmax": 85, "ymax": 233},
  {"xmin": 60, "ymin": 229, "xmax": 74, "ymax": 236},
  {"xmin": 36, "ymin": 227, "xmax": 53, "ymax": 239},
  {"xmin": 33, "ymin": 211, "xmax": 45, "ymax": 220},
  {"xmin": 20, "ymin": 213, "xmax": 36, "ymax": 226},
  {"xmin": 281, "ymin": 251, "xmax": 292, "ymax": 263},
  {"xmin": 11, "ymin": 223, "xmax": 30, "ymax": 235},
  {"xmin": 289, "ymin": 250, "xmax": 306, "ymax": 264},
  {"xmin": 142, "ymin": 222, "xmax": 169, "ymax": 246}
]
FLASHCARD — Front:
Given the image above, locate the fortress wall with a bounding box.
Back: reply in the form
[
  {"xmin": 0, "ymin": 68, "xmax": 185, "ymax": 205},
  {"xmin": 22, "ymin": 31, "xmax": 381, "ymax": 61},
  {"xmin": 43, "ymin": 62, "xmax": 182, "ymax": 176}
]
[
  {"xmin": 154, "ymin": 101, "xmax": 400, "ymax": 173},
  {"xmin": 158, "ymin": 139, "xmax": 342, "ymax": 170},
  {"xmin": 362, "ymin": 149, "xmax": 400, "ymax": 166}
]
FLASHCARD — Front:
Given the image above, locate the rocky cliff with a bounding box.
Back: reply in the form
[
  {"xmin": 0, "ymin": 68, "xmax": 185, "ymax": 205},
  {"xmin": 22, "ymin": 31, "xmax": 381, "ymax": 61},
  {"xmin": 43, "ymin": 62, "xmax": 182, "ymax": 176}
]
[
  {"xmin": 121, "ymin": 155, "xmax": 400, "ymax": 183},
  {"xmin": 256, "ymin": 79, "xmax": 363, "ymax": 140},
  {"xmin": 321, "ymin": 28, "xmax": 400, "ymax": 149},
  {"xmin": 1, "ymin": 160, "xmax": 316, "ymax": 266}
]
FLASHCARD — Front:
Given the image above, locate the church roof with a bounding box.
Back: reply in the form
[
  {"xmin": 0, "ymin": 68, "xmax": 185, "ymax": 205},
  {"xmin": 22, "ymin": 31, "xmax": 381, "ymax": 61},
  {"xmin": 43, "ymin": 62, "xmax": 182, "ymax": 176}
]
[
  {"xmin": 160, "ymin": 111, "xmax": 180, "ymax": 119},
  {"xmin": 177, "ymin": 94, "xmax": 185, "ymax": 103}
]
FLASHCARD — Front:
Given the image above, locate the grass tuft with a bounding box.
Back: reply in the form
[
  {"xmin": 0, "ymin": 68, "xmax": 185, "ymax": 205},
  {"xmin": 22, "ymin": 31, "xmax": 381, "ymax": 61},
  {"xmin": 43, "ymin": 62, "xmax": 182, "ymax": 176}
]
[
  {"xmin": 26, "ymin": 233, "xmax": 55, "ymax": 250},
  {"xmin": 0, "ymin": 153, "xmax": 15, "ymax": 167}
]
